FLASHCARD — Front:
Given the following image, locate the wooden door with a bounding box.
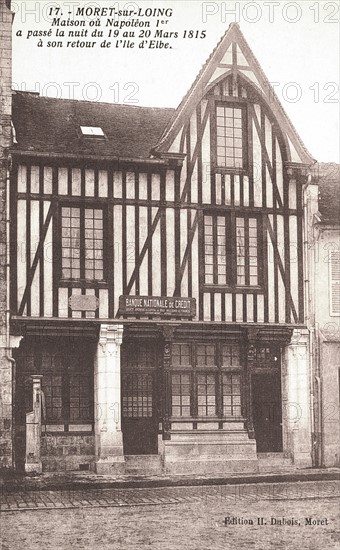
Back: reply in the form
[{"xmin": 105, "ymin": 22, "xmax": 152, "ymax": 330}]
[
  {"xmin": 252, "ymin": 372, "xmax": 283, "ymax": 452},
  {"xmin": 121, "ymin": 342, "xmax": 159, "ymax": 455}
]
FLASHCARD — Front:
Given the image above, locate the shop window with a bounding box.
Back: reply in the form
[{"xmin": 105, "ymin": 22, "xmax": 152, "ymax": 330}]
[
  {"xmin": 197, "ymin": 374, "xmax": 216, "ymax": 416},
  {"xmin": 170, "ymin": 343, "xmax": 242, "ymax": 419},
  {"xmin": 15, "ymin": 343, "xmax": 94, "ymax": 428},
  {"xmin": 222, "ymin": 373, "xmax": 241, "ymax": 416},
  {"xmin": 61, "ymin": 206, "xmax": 105, "ymax": 281},
  {"xmin": 171, "ymin": 373, "xmax": 191, "ymax": 417},
  {"xmin": 196, "ymin": 344, "xmax": 215, "ymax": 366},
  {"xmin": 43, "ymin": 375, "xmax": 62, "ymax": 421},
  {"xmin": 222, "ymin": 344, "xmax": 241, "ymax": 366},
  {"xmin": 171, "ymin": 343, "xmax": 191, "ymax": 367}
]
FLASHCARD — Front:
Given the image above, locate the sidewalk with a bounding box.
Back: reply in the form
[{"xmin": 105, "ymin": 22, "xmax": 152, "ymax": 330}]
[{"xmin": 1, "ymin": 467, "xmax": 340, "ymax": 494}]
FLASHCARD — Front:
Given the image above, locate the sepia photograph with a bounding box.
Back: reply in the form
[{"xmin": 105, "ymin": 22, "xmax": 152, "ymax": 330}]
[{"xmin": 0, "ymin": 0, "xmax": 339, "ymax": 548}]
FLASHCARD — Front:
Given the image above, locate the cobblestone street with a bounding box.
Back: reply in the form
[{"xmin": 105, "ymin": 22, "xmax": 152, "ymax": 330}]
[{"xmin": 1, "ymin": 481, "xmax": 339, "ymax": 549}]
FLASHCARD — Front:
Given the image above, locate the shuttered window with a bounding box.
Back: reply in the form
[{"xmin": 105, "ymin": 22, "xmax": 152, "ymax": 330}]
[{"xmin": 330, "ymin": 251, "xmax": 340, "ymax": 316}]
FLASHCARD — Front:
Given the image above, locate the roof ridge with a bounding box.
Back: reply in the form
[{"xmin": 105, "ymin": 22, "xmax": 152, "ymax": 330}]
[{"xmin": 13, "ymin": 90, "xmax": 175, "ymax": 111}]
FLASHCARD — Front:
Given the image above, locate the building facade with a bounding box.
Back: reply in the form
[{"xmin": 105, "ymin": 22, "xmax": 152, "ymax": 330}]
[
  {"xmin": 0, "ymin": 1, "xmax": 325, "ymax": 473},
  {"xmin": 306, "ymin": 163, "xmax": 340, "ymax": 467}
]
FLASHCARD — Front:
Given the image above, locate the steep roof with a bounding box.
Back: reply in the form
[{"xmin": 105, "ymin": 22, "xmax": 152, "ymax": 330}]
[
  {"xmin": 11, "ymin": 91, "xmax": 174, "ymax": 160},
  {"xmin": 11, "ymin": 25, "xmax": 316, "ymax": 166},
  {"xmin": 316, "ymin": 163, "xmax": 340, "ymax": 223},
  {"xmin": 153, "ymin": 23, "xmax": 315, "ymax": 166}
]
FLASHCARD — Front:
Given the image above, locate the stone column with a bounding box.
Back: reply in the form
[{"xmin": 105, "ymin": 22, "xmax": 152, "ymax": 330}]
[
  {"xmin": 94, "ymin": 324, "xmax": 125, "ymax": 474},
  {"xmin": 25, "ymin": 375, "xmax": 43, "ymax": 474},
  {"xmin": 161, "ymin": 326, "xmax": 176, "ymax": 442},
  {"xmin": 283, "ymin": 328, "xmax": 312, "ymax": 467},
  {"xmin": 245, "ymin": 343, "xmax": 256, "ymax": 439}
]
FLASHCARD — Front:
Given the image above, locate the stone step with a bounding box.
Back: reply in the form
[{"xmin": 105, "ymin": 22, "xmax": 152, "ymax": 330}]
[
  {"xmin": 124, "ymin": 455, "xmax": 162, "ymax": 474},
  {"xmin": 257, "ymin": 453, "xmax": 295, "ymax": 473}
]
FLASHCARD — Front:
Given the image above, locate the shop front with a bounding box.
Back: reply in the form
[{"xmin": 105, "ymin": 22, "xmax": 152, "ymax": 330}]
[{"xmin": 12, "ymin": 319, "xmax": 311, "ymax": 474}]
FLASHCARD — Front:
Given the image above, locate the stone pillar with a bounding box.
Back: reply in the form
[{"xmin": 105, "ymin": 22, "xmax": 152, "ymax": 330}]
[
  {"xmin": 94, "ymin": 324, "xmax": 125, "ymax": 474},
  {"xmin": 245, "ymin": 343, "xmax": 256, "ymax": 439},
  {"xmin": 25, "ymin": 375, "xmax": 43, "ymax": 474},
  {"xmin": 283, "ymin": 329, "xmax": 312, "ymax": 467},
  {"xmin": 161, "ymin": 326, "xmax": 176, "ymax": 444},
  {"xmin": 0, "ymin": 334, "xmax": 21, "ymax": 468}
]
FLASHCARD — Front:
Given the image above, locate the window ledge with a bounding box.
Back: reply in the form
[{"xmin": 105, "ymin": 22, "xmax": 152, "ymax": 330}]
[
  {"xmin": 59, "ymin": 279, "xmax": 108, "ymax": 288},
  {"xmin": 202, "ymin": 285, "xmax": 263, "ymax": 293}
]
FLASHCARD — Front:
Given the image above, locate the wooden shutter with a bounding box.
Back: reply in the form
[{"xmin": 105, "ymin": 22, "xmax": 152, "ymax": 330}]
[{"xmin": 330, "ymin": 251, "xmax": 340, "ymax": 316}]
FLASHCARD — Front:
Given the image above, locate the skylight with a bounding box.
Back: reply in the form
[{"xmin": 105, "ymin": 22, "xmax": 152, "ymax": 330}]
[{"xmin": 80, "ymin": 126, "xmax": 105, "ymax": 137}]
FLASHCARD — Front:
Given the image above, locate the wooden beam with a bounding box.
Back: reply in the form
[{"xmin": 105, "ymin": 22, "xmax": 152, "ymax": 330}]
[{"xmin": 18, "ymin": 201, "xmax": 54, "ymax": 316}]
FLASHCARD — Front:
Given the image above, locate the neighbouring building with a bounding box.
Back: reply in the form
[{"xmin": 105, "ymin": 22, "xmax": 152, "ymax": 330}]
[
  {"xmin": 1, "ymin": 0, "xmax": 337, "ymax": 474},
  {"xmin": 306, "ymin": 163, "xmax": 340, "ymax": 467}
]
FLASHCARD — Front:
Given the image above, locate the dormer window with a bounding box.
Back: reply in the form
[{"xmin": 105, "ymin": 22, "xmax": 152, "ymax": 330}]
[
  {"xmin": 80, "ymin": 126, "xmax": 105, "ymax": 137},
  {"xmin": 216, "ymin": 105, "xmax": 245, "ymax": 169}
]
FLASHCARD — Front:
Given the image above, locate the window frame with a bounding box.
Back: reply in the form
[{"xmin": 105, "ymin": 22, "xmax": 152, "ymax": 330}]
[
  {"xmin": 16, "ymin": 342, "xmax": 94, "ymax": 431},
  {"xmin": 329, "ymin": 250, "xmax": 340, "ymax": 316},
  {"xmin": 213, "ymin": 101, "xmax": 248, "ymax": 172},
  {"xmin": 169, "ymin": 342, "xmax": 244, "ymax": 421},
  {"xmin": 59, "ymin": 202, "xmax": 108, "ymax": 284},
  {"xmin": 202, "ymin": 210, "xmax": 263, "ymax": 290}
]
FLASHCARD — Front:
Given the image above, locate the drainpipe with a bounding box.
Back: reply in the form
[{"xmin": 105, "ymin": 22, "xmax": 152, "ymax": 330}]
[
  {"xmin": 315, "ymin": 375, "xmax": 322, "ymax": 466},
  {"xmin": 5, "ymin": 154, "xmax": 16, "ymax": 468}
]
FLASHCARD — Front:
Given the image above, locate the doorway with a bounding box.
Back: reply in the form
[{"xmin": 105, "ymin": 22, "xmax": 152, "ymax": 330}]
[
  {"xmin": 252, "ymin": 372, "xmax": 283, "ymax": 452},
  {"xmin": 121, "ymin": 342, "xmax": 159, "ymax": 455}
]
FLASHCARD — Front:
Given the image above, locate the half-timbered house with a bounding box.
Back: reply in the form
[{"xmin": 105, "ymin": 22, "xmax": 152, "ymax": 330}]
[{"xmin": 1, "ymin": 2, "xmax": 319, "ymax": 473}]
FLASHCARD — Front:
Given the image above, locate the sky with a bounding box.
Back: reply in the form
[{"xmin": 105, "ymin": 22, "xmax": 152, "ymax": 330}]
[{"xmin": 10, "ymin": 0, "xmax": 340, "ymax": 162}]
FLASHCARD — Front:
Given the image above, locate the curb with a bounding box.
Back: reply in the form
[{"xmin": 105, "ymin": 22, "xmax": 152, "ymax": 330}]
[{"xmin": 1, "ymin": 471, "xmax": 339, "ymax": 494}]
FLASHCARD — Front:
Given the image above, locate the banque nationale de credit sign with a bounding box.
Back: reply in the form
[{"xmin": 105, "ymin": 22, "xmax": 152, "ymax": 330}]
[{"xmin": 119, "ymin": 296, "xmax": 196, "ymax": 317}]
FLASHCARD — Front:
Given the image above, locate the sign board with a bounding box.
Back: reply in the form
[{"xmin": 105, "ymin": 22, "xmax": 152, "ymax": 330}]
[
  {"xmin": 119, "ymin": 296, "xmax": 196, "ymax": 318},
  {"xmin": 69, "ymin": 294, "xmax": 99, "ymax": 311}
]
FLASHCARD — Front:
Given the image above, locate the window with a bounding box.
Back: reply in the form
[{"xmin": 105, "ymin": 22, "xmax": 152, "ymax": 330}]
[
  {"xmin": 216, "ymin": 105, "xmax": 244, "ymax": 168},
  {"xmin": 197, "ymin": 344, "xmax": 215, "ymax": 366},
  {"xmin": 204, "ymin": 214, "xmax": 260, "ymax": 287},
  {"xmin": 236, "ymin": 217, "xmax": 259, "ymax": 286},
  {"xmin": 222, "ymin": 344, "xmax": 241, "ymax": 367},
  {"xmin": 254, "ymin": 346, "xmax": 280, "ymax": 366},
  {"xmin": 222, "ymin": 373, "xmax": 241, "ymax": 416},
  {"xmin": 170, "ymin": 343, "xmax": 243, "ymax": 419},
  {"xmin": 122, "ymin": 373, "xmax": 153, "ymax": 418},
  {"xmin": 171, "ymin": 373, "xmax": 191, "ymax": 417},
  {"xmin": 330, "ymin": 251, "xmax": 340, "ymax": 316},
  {"xmin": 15, "ymin": 342, "xmax": 94, "ymax": 429},
  {"xmin": 80, "ymin": 126, "xmax": 105, "ymax": 137},
  {"xmin": 61, "ymin": 206, "xmax": 104, "ymax": 281},
  {"xmin": 171, "ymin": 343, "xmax": 191, "ymax": 367},
  {"xmin": 204, "ymin": 215, "xmax": 230, "ymax": 285},
  {"xmin": 197, "ymin": 374, "xmax": 216, "ymax": 416}
]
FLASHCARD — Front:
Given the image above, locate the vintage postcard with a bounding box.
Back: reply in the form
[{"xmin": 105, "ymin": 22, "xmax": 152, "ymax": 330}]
[{"xmin": 0, "ymin": 0, "xmax": 339, "ymax": 548}]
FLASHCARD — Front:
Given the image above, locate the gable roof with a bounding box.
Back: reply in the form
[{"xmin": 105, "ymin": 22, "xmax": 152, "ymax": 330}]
[
  {"xmin": 153, "ymin": 23, "xmax": 315, "ymax": 166},
  {"xmin": 316, "ymin": 163, "xmax": 340, "ymax": 223},
  {"xmin": 11, "ymin": 91, "xmax": 174, "ymax": 160}
]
